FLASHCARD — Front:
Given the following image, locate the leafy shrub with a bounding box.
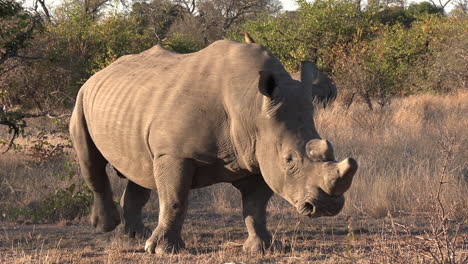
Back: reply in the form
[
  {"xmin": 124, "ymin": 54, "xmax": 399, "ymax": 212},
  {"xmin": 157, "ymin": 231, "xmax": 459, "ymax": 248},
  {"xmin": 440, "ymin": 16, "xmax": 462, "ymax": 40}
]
[
  {"xmin": 162, "ymin": 33, "xmax": 203, "ymax": 54},
  {"xmin": 235, "ymin": 0, "xmax": 466, "ymax": 104},
  {"xmin": 1, "ymin": 161, "xmax": 92, "ymax": 223},
  {"xmin": 237, "ymin": 0, "xmax": 376, "ymax": 72},
  {"xmin": 408, "ymin": 16, "xmax": 468, "ymax": 92},
  {"xmin": 333, "ymin": 14, "xmax": 467, "ymax": 108},
  {"xmin": 26, "ymin": 130, "xmax": 72, "ymax": 160}
]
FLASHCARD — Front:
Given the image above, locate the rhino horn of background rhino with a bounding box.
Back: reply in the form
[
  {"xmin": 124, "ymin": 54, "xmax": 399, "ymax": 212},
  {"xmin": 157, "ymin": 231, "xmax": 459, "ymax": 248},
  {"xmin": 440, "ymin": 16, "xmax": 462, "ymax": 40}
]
[{"xmin": 300, "ymin": 61, "xmax": 319, "ymax": 91}]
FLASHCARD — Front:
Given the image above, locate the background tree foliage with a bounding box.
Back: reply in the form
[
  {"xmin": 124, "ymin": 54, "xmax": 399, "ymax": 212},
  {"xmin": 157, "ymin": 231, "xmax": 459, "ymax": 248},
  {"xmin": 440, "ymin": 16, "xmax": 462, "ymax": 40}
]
[
  {"xmin": 237, "ymin": 0, "xmax": 467, "ymax": 108},
  {"xmin": 0, "ymin": 0, "xmax": 467, "ymax": 148}
]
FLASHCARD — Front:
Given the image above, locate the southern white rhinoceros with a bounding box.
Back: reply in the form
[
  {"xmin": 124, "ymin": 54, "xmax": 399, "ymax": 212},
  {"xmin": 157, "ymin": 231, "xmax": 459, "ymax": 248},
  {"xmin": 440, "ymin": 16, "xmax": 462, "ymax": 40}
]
[
  {"xmin": 69, "ymin": 40, "xmax": 357, "ymax": 254},
  {"xmin": 243, "ymin": 32, "xmax": 337, "ymax": 104}
]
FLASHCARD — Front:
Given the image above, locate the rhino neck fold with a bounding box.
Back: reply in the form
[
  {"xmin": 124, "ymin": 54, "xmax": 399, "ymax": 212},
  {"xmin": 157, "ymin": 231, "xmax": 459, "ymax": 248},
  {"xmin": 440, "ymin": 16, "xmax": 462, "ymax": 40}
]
[{"xmin": 223, "ymin": 78, "xmax": 264, "ymax": 173}]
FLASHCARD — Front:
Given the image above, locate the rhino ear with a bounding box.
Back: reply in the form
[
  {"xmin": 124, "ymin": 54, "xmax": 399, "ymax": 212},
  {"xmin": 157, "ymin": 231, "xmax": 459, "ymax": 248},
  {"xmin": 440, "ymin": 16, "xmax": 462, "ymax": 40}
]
[
  {"xmin": 300, "ymin": 61, "xmax": 319, "ymax": 90},
  {"xmin": 258, "ymin": 71, "xmax": 277, "ymax": 97}
]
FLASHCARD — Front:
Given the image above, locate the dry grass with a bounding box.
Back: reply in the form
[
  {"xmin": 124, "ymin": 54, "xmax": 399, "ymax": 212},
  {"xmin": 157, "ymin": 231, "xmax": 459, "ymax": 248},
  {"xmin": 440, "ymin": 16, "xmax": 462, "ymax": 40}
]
[
  {"xmin": 315, "ymin": 91, "xmax": 468, "ymax": 218},
  {"xmin": 0, "ymin": 215, "xmax": 465, "ymax": 263},
  {"xmin": 1, "ymin": 91, "xmax": 467, "ymax": 263}
]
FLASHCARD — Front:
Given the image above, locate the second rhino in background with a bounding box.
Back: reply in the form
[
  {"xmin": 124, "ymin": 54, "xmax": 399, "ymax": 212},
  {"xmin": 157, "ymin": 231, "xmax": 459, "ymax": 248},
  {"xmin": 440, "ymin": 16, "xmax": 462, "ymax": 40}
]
[{"xmin": 243, "ymin": 32, "xmax": 337, "ymax": 104}]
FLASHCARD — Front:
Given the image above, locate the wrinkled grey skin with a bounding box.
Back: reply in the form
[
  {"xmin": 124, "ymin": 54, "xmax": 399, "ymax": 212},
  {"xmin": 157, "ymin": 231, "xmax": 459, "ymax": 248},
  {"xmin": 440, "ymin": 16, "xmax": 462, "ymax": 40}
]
[
  {"xmin": 69, "ymin": 40, "xmax": 357, "ymax": 254},
  {"xmin": 243, "ymin": 32, "xmax": 337, "ymax": 105}
]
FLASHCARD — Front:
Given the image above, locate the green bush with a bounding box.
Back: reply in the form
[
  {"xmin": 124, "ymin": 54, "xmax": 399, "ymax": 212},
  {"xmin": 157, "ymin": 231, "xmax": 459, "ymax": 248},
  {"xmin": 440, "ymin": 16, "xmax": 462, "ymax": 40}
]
[
  {"xmin": 234, "ymin": 0, "xmax": 466, "ymax": 104},
  {"xmin": 162, "ymin": 33, "xmax": 203, "ymax": 54},
  {"xmin": 332, "ymin": 15, "xmax": 467, "ymax": 108},
  {"xmin": 236, "ymin": 0, "xmax": 377, "ymax": 72},
  {"xmin": 1, "ymin": 161, "xmax": 92, "ymax": 223}
]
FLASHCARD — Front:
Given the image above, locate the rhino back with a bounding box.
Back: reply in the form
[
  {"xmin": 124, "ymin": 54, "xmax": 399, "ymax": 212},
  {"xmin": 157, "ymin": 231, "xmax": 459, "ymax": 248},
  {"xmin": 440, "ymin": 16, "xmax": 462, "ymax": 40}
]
[{"xmin": 79, "ymin": 40, "xmax": 290, "ymax": 189}]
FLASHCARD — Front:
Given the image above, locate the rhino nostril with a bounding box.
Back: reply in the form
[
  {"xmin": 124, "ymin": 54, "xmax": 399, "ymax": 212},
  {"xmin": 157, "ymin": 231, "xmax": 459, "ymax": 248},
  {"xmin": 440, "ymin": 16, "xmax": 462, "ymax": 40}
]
[
  {"xmin": 297, "ymin": 201, "xmax": 316, "ymax": 217},
  {"xmin": 304, "ymin": 202, "xmax": 315, "ymax": 217}
]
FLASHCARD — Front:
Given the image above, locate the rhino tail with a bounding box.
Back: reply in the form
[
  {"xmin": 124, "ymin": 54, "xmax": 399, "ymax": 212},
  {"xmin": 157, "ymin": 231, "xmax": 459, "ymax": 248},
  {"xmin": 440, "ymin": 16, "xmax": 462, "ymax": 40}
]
[
  {"xmin": 69, "ymin": 89, "xmax": 89, "ymax": 144},
  {"xmin": 69, "ymin": 88, "xmax": 111, "ymax": 187}
]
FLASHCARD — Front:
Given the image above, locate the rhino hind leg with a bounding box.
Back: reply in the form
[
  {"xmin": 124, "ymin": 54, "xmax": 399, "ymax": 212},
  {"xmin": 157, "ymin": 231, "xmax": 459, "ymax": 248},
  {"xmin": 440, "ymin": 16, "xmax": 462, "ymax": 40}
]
[
  {"xmin": 145, "ymin": 155, "xmax": 194, "ymax": 254},
  {"xmin": 233, "ymin": 175, "xmax": 282, "ymax": 253},
  {"xmin": 120, "ymin": 180, "xmax": 151, "ymax": 238},
  {"xmin": 72, "ymin": 139, "xmax": 120, "ymax": 233},
  {"xmin": 70, "ymin": 101, "xmax": 120, "ymax": 232}
]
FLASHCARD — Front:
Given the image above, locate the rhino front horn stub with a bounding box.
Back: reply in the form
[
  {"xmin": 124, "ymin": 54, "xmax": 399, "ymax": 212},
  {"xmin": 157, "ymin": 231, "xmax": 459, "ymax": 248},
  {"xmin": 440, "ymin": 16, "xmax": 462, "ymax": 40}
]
[
  {"xmin": 338, "ymin": 158, "xmax": 358, "ymax": 180},
  {"xmin": 332, "ymin": 158, "xmax": 358, "ymax": 195}
]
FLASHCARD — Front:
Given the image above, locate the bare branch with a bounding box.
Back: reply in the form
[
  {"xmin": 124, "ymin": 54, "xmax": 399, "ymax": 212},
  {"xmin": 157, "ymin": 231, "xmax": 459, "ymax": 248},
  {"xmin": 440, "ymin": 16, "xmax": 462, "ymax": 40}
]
[
  {"xmin": 0, "ymin": 119, "xmax": 19, "ymax": 153},
  {"xmin": 430, "ymin": 0, "xmax": 453, "ymax": 8},
  {"xmin": 36, "ymin": 0, "xmax": 51, "ymax": 22},
  {"xmin": 438, "ymin": 0, "xmax": 452, "ymax": 8}
]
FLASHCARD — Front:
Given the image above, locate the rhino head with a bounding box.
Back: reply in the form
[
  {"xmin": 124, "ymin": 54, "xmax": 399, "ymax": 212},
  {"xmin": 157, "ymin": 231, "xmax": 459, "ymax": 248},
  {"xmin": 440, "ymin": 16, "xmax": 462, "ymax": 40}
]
[{"xmin": 254, "ymin": 62, "xmax": 357, "ymax": 218}]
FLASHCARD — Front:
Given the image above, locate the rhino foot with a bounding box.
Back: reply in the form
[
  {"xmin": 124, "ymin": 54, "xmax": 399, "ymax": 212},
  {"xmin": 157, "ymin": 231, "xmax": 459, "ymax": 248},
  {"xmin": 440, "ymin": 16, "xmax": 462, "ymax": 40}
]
[
  {"xmin": 144, "ymin": 229, "xmax": 185, "ymax": 254},
  {"xmin": 91, "ymin": 198, "xmax": 120, "ymax": 232},
  {"xmin": 119, "ymin": 180, "xmax": 152, "ymax": 238},
  {"xmin": 243, "ymin": 235, "xmax": 283, "ymax": 254},
  {"xmin": 121, "ymin": 221, "xmax": 151, "ymax": 239}
]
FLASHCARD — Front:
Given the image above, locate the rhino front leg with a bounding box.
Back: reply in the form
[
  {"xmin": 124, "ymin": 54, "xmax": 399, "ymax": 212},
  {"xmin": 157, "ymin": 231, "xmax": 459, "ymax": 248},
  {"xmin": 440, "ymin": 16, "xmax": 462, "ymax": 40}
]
[
  {"xmin": 145, "ymin": 156, "xmax": 194, "ymax": 254},
  {"xmin": 233, "ymin": 175, "xmax": 280, "ymax": 253},
  {"xmin": 120, "ymin": 180, "xmax": 151, "ymax": 238}
]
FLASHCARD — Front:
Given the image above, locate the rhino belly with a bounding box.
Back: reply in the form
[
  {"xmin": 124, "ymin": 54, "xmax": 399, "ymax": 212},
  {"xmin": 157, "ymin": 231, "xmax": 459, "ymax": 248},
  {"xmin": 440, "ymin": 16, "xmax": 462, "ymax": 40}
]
[
  {"xmin": 191, "ymin": 163, "xmax": 252, "ymax": 188},
  {"xmin": 91, "ymin": 128, "xmax": 156, "ymax": 189},
  {"xmin": 85, "ymin": 95, "xmax": 157, "ymax": 189}
]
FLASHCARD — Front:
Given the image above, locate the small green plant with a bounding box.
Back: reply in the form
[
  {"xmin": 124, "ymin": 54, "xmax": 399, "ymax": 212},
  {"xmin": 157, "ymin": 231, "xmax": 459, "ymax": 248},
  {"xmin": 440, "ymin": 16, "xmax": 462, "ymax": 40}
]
[
  {"xmin": 26, "ymin": 130, "xmax": 72, "ymax": 160},
  {"xmin": 2, "ymin": 161, "xmax": 92, "ymax": 223}
]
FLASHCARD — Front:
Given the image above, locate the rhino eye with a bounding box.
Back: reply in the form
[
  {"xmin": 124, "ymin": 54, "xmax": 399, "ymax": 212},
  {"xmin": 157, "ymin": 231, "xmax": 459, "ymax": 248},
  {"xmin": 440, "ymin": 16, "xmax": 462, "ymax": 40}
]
[
  {"xmin": 283, "ymin": 152, "xmax": 298, "ymax": 163},
  {"xmin": 282, "ymin": 152, "xmax": 299, "ymax": 175}
]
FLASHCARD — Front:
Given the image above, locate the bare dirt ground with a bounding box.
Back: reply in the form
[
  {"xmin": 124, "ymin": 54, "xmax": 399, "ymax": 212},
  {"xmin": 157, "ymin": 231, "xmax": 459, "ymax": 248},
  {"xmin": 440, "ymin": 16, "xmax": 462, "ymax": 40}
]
[{"xmin": 1, "ymin": 208, "xmax": 467, "ymax": 264}]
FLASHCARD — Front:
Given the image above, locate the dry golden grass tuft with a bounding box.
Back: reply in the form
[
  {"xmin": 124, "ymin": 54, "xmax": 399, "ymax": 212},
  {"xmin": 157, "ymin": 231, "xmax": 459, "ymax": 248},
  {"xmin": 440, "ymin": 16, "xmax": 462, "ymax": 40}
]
[{"xmin": 1, "ymin": 91, "xmax": 467, "ymax": 263}]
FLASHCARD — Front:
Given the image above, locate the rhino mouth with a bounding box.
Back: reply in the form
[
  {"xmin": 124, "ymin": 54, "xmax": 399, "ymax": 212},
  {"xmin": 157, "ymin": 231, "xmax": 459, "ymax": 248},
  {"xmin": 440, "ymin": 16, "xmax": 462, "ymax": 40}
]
[{"xmin": 297, "ymin": 189, "xmax": 345, "ymax": 218}]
